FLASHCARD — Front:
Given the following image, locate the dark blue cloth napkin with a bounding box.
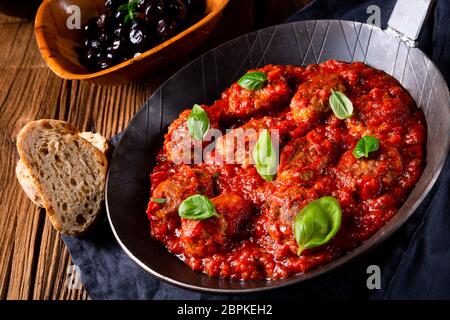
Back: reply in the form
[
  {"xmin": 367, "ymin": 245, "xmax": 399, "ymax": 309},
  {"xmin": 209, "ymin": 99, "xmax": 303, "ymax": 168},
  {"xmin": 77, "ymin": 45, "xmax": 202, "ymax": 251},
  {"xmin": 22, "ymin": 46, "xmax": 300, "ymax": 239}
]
[{"xmin": 62, "ymin": 0, "xmax": 450, "ymax": 300}]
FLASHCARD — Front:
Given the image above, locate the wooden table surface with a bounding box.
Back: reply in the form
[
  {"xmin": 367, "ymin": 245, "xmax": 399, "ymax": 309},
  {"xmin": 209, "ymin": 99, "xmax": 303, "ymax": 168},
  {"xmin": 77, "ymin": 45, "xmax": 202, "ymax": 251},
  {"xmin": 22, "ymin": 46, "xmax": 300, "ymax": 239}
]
[{"xmin": 0, "ymin": 0, "xmax": 310, "ymax": 300}]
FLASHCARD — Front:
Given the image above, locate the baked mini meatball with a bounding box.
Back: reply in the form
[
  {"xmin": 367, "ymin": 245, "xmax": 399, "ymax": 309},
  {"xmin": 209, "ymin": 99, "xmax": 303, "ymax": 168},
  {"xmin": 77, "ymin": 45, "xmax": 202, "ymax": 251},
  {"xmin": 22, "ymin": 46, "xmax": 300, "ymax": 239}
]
[
  {"xmin": 290, "ymin": 73, "xmax": 347, "ymax": 125},
  {"xmin": 214, "ymin": 115, "xmax": 289, "ymax": 167},
  {"xmin": 277, "ymin": 127, "xmax": 337, "ymax": 185},
  {"xmin": 164, "ymin": 104, "xmax": 221, "ymax": 164},
  {"xmin": 221, "ymin": 65, "xmax": 292, "ymax": 120},
  {"xmin": 334, "ymin": 146, "xmax": 403, "ymax": 201},
  {"xmin": 180, "ymin": 193, "xmax": 253, "ymax": 257},
  {"xmin": 256, "ymin": 184, "xmax": 318, "ymax": 258},
  {"xmin": 147, "ymin": 165, "xmax": 214, "ymax": 240}
]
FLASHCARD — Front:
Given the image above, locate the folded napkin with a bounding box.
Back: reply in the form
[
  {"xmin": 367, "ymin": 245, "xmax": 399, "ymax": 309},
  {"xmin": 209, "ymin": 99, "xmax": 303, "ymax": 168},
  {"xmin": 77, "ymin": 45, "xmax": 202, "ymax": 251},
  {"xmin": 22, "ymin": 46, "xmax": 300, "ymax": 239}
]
[{"xmin": 63, "ymin": 0, "xmax": 450, "ymax": 300}]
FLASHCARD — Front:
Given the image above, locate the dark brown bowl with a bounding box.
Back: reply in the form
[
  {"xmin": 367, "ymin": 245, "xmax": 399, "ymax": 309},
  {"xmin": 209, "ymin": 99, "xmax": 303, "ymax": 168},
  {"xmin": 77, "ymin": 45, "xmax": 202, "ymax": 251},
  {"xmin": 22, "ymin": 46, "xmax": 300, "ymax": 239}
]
[{"xmin": 106, "ymin": 20, "xmax": 450, "ymax": 293}]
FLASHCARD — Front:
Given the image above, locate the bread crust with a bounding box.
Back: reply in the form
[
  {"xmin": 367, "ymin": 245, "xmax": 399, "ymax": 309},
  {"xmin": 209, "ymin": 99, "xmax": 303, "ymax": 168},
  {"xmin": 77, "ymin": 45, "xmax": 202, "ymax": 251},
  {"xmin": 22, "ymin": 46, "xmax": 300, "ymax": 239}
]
[
  {"xmin": 79, "ymin": 132, "xmax": 109, "ymax": 154},
  {"xmin": 16, "ymin": 159, "xmax": 44, "ymax": 207}
]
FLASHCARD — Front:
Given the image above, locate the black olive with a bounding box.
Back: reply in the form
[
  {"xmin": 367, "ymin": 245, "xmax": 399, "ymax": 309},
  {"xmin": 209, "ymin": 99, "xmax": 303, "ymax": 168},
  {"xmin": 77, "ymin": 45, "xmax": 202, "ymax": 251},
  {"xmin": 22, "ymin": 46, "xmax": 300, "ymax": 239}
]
[
  {"xmin": 84, "ymin": 17, "xmax": 98, "ymax": 35},
  {"xmin": 96, "ymin": 13, "xmax": 113, "ymax": 30},
  {"xmin": 97, "ymin": 52, "xmax": 116, "ymax": 70},
  {"xmin": 156, "ymin": 17, "xmax": 177, "ymax": 39},
  {"xmin": 128, "ymin": 20, "xmax": 152, "ymax": 51},
  {"xmin": 97, "ymin": 32, "xmax": 109, "ymax": 45},
  {"xmin": 129, "ymin": 19, "xmax": 145, "ymax": 30},
  {"xmin": 114, "ymin": 9, "xmax": 127, "ymax": 25},
  {"xmin": 165, "ymin": 0, "xmax": 187, "ymax": 23},
  {"xmin": 86, "ymin": 47, "xmax": 102, "ymax": 61},
  {"xmin": 113, "ymin": 25, "xmax": 126, "ymax": 38},
  {"xmin": 105, "ymin": 0, "xmax": 127, "ymax": 11},
  {"xmin": 129, "ymin": 28, "xmax": 144, "ymax": 44},
  {"xmin": 97, "ymin": 50, "xmax": 117, "ymax": 70},
  {"xmin": 144, "ymin": 0, "xmax": 165, "ymax": 23},
  {"xmin": 136, "ymin": 0, "xmax": 150, "ymax": 11},
  {"xmin": 85, "ymin": 38, "xmax": 102, "ymax": 50},
  {"xmin": 109, "ymin": 37, "xmax": 128, "ymax": 55},
  {"xmin": 96, "ymin": 14, "xmax": 107, "ymax": 29},
  {"xmin": 82, "ymin": 47, "xmax": 102, "ymax": 70}
]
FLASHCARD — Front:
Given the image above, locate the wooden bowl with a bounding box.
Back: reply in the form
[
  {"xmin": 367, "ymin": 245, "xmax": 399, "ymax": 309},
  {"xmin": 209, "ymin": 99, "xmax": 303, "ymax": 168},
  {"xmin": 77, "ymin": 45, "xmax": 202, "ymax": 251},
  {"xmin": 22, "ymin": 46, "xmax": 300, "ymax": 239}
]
[{"xmin": 34, "ymin": 0, "xmax": 229, "ymax": 85}]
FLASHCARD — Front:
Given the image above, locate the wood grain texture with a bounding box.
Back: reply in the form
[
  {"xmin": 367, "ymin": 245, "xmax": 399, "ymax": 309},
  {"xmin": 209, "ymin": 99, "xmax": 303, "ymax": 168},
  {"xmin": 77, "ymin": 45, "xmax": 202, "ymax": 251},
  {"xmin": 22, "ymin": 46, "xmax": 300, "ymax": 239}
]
[{"xmin": 0, "ymin": 0, "xmax": 310, "ymax": 300}]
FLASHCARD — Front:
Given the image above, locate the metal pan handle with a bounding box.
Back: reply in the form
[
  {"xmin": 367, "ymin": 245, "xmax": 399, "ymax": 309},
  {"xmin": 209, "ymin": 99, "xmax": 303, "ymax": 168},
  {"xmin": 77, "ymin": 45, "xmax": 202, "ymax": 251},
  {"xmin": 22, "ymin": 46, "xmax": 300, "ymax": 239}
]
[{"xmin": 387, "ymin": 0, "xmax": 434, "ymax": 45}]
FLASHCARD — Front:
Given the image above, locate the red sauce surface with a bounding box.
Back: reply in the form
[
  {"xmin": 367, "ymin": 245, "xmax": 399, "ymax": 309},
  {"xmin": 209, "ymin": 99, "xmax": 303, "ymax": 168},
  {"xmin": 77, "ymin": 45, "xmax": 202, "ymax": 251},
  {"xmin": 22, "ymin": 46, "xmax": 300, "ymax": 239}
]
[{"xmin": 146, "ymin": 60, "xmax": 426, "ymax": 280}]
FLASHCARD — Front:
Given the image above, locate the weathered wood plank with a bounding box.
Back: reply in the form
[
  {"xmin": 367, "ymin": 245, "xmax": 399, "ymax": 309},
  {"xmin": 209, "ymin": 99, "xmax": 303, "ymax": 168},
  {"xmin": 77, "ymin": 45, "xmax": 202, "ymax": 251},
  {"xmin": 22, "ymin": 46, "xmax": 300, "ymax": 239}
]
[{"xmin": 1, "ymin": 67, "xmax": 66, "ymax": 300}]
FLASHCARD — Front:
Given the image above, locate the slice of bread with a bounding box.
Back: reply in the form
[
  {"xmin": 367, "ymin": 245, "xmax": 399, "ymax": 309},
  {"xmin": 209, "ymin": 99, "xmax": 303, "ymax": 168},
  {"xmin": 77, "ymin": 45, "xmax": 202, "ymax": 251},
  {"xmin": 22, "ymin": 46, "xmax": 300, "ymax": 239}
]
[
  {"xmin": 16, "ymin": 131, "xmax": 109, "ymax": 208},
  {"xmin": 16, "ymin": 120, "xmax": 108, "ymax": 236}
]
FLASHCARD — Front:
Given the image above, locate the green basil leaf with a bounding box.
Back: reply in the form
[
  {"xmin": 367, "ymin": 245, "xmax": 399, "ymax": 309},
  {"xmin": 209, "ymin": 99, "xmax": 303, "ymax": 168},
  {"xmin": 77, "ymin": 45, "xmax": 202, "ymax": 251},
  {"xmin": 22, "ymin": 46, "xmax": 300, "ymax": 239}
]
[
  {"xmin": 118, "ymin": 0, "xmax": 139, "ymax": 22},
  {"xmin": 294, "ymin": 196, "xmax": 342, "ymax": 256},
  {"xmin": 187, "ymin": 104, "xmax": 210, "ymax": 141},
  {"xmin": 352, "ymin": 136, "xmax": 380, "ymax": 159},
  {"xmin": 128, "ymin": 0, "xmax": 139, "ymax": 11},
  {"xmin": 252, "ymin": 129, "xmax": 278, "ymax": 181},
  {"xmin": 238, "ymin": 71, "xmax": 268, "ymax": 90},
  {"xmin": 329, "ymin": 90, "xmax": 353, "ymax": 120},
  {"xmin": 178, "ymin": 195, "xmax": 220, "ymax": 220},
  {"xmin": 151, "ymin": 198, "xmax": 166, "ymax": 204}
]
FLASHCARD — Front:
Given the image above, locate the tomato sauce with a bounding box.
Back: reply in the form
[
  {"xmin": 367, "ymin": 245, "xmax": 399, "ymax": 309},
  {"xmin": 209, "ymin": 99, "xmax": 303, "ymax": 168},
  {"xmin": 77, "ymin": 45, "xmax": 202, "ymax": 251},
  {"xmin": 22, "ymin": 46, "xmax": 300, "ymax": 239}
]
[{"xmin": 146, "ymin": 60, "xmax": 426, "ymax": 280}]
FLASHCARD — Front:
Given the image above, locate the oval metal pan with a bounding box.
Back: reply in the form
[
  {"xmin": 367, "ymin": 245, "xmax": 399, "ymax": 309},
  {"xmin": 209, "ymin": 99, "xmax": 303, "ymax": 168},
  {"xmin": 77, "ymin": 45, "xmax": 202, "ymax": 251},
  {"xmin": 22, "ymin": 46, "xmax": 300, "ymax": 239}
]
[{"xmin": 106, "ymin": 20, "xmax": 450, "ymax": 293}]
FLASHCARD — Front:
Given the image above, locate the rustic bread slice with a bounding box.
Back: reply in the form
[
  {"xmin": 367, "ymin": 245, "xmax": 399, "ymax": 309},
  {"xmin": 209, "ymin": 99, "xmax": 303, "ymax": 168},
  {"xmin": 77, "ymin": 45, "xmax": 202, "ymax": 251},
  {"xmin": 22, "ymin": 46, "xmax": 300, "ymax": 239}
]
[
  {"xmin": 16, "ymin": 131, "xmax": 109, "ymax": 208},
  {"xmin": 16, "ymin": 120, "xmax": 108, "ymax": 236}
]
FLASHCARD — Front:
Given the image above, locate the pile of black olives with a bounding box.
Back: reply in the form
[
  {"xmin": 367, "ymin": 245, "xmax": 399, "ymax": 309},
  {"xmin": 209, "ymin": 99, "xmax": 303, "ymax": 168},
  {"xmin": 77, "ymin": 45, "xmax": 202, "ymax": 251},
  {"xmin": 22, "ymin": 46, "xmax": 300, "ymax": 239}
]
[{"xmin": 79, "ymin": 0, "xmax": 206, "ymax": 71}]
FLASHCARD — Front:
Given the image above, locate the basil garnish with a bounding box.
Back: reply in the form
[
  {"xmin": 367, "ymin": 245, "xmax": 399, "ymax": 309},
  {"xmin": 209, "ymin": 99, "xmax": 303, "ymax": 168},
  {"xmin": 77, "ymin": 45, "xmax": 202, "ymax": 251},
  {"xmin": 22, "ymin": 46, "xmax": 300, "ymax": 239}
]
[
  {"xmin": 178, "ymin": 195, "xmax": 220, "ymax": 220},
  {"xmin": 238, "ymin": 71, "xmax": 268, "ymax": 90},
  {"xmin": 187, "ymin": 104, "xmax": 210, "ymax": 141},
  {"xmin": 151, "ymin": 198, "xmax": 166, "ymax": 204},
  {"xmin": 329, "ymin": 90, "xmax": 353, "ymax": 120},
  {"xmin": 353, "ymin": 136, "xmax": 380, "ymax": 159},
  {"xmin": 252, "ymin": 129, "xmax": 278, "ymax": 181},
  {"xmin": 118, "ymin": 0, "xmax": 141, "ymax": 24},
  {"xmin": 294, "ymin": 196, "xmax": 342, "ymax": 256}
]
